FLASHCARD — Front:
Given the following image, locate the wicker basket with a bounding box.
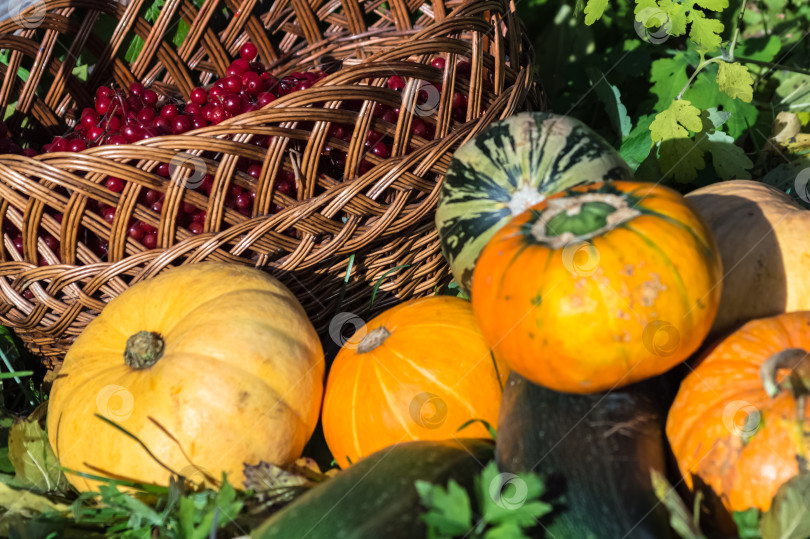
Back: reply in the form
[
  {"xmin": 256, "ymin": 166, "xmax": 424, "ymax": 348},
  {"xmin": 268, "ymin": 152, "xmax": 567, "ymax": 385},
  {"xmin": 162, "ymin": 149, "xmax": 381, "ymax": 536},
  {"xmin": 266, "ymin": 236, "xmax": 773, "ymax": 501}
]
[{"xmin": 0, "ymin": 0, "xmax": 540, "ymax": 364}]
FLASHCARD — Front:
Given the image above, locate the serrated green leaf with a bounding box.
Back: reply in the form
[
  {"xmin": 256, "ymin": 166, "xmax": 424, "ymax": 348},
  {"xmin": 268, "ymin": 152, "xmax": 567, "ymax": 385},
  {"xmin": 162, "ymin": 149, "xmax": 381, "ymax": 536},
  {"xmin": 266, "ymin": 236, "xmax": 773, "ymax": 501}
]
[
  {"xmin": 659, "ymin": 138, "xmax": 706, "ymax": 182},
  {"xmin": 417, "ymin": 478, "xmax": 473, "ymax": 536},
  {"xmin": 760, "ymin": 472, "xmax": 810, "ymax": 539},
  {"xmin": 477, "ymin": 461, "xmax": 551, "ymax": 528},
  {"xmin": 733, "ymin": 508, "xmax": 762, "ymax": 539},
  {"xmin": 717, "ymin": 62, "xmax": 754, "ymax": 102},
  {"xmin": 583, "ymin": 0, "xmax": 608, "ymax": 24},
  {"xmin": 621, "ymin": 114, "xmax": 655, "ymax": 169},
  {"xmin": 666, "ymin": 2, "xmax": 688, "ymax": 36},
  {"xmin": 693, "ymin": 0, "xmax": 728, "ymax": 11},
  {"xmin": 650, "ymin": 55, "xmax": 690, "ymax": 110},
  {"xmin": 684, "ymin": 68, "xmax": 759, "ymax": 138},
  {"xmin": 688, "ymin": 10, "xmax": 724, "ymax": 53},
  {"xmin": 705, "ymin": 107, "xmax": 730, "ymax": 129},
  {"xmin": 698, "ymin": 130, "xmax": 753, "ymax": 180},
  {"xmin": 651, "ymin": 100, "xmax": 706, "ymax": 181}
]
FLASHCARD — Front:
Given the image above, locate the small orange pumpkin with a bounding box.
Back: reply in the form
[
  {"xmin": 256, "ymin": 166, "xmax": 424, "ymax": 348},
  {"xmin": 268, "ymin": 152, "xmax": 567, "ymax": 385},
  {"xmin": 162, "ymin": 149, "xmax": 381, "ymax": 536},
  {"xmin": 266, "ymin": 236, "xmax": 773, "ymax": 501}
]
[
  {"xmin": 471, "ymin": 181, "xmax": 723, "ymax": 393},
  {"xmin": 321, "ymin": 296, "xmax": 508, "ymax": 468},
  {"xmin": 667, "ymin": 311, "xmax": 810, "ymax": 512},
  {"xmin": 47, "ymin": 263, "xmax": 324, "ymax": 492}
]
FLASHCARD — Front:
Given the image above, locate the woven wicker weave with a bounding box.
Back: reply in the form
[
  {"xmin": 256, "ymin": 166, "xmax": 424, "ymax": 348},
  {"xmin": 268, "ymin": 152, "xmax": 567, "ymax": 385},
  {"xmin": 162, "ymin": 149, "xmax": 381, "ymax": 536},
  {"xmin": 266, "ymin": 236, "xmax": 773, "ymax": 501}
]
[{"xmin": 0, "ymin": 0, "xmax": 541, "ymax": 364}]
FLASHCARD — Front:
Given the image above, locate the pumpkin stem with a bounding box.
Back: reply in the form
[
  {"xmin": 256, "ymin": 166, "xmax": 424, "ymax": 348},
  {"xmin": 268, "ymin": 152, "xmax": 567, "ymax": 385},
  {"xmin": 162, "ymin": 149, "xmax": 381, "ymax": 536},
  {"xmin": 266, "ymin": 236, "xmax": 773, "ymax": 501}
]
[
  {"xmin": 530, "ymin": 193, "xmax": 640, "ymax": 249},
  {"xmin": 760, "ymin": 348, "xmax": 810, "ymax": 399},
  {"xmin": 357, "ymin": 327, "xmax": 391, "ymax": 354},
  {"xmin": 124, "ymin": 331, "xmax": 165, "ymax": 369}
]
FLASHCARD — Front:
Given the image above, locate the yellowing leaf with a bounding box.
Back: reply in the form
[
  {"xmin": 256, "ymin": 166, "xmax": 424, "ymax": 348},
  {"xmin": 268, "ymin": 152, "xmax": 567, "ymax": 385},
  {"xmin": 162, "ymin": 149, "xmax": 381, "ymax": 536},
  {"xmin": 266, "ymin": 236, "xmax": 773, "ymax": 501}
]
[
  {"xmin": 7, "ymin": 403, "xmax": 68, "ymax": 492},
  {"xmin": 584, "ymin": 0, "xmax": 609, "ymax": 25},
  {"xmin": 0, "ymin": 481, "xmax": 70, "ymax": 536},
  {"xmin": 688, "ymin": 11, "xmax": 724, "ymax": 53},
  {"xmin": 650, "ymin": 99, "xmax": 703, "ymax": 142},
  {"xmin": 717, "ymin": 62, "xmax": 754, "ymax": 102}
]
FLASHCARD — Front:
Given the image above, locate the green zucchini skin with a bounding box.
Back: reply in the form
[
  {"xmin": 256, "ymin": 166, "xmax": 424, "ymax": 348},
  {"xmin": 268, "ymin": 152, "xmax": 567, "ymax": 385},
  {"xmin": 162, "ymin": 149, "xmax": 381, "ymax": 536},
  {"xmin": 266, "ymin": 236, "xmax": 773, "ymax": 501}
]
[
  {"xmin": 435, "ymin": 112, "xmax": 633, "ymax": 294},
  {"xmin": 252, "ymin": 439, "xmax": 494, "ymax": 538},
  {"xmin": 496, "ymin": 372, "xmax": 677, "ymax": 539}
]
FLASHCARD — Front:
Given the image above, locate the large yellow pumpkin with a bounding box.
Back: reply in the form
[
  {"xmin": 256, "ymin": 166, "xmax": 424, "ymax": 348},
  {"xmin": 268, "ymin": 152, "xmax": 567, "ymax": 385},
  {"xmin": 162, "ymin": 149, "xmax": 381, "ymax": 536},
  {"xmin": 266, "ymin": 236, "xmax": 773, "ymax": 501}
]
[
  {"xmin": 471, "ymin": 181, "xmax": 723, "ymax": 394},
  {"xmin": 322, "ymin": 296, "xmax": 508, "ymax": 468},
  {"xmin": 47, "ymin": 263, "xmax": 324, "ymax": 492}
]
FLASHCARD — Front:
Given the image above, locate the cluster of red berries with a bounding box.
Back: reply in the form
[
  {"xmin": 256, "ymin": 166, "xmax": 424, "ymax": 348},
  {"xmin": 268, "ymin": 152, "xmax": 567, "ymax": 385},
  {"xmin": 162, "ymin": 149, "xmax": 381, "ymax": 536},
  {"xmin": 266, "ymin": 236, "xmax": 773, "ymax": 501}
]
[{"xmin": 2, "ymin": 43, "xmax": 480, "ymax": 275}]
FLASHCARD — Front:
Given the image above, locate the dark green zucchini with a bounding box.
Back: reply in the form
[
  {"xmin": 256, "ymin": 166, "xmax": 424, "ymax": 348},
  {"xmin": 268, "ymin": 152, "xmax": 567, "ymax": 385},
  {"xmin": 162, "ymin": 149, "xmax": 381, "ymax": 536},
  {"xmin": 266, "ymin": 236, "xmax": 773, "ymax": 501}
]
[
  {"xmin": 253, "ymin": 438, "xmax": 494, "ymax": 538},
  {"xmin": 496, "ymin": 372, "xmax": 678, "ymax": 539}
]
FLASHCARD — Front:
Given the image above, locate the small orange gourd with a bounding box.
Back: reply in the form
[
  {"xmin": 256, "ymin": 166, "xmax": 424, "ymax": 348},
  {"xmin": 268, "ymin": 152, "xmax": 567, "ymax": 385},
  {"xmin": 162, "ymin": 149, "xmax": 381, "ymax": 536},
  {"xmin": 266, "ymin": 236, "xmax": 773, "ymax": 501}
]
[{"xmin": 322, "ymin": 296, "xmax": 507, "ymax": 468}]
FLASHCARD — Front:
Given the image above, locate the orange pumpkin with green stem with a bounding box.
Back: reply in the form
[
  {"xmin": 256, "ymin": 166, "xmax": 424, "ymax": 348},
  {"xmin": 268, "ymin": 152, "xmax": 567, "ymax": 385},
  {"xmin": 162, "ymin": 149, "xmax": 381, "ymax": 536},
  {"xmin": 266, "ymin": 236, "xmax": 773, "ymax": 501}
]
[
  {"xmin": 47, "ymin": 263, "xmax": 325, "ymax": 492},
  {"xmin": 667, "ymin": 311, "xmax": 810, "ymax": 512},
  {"xmin": 471, "ymin": 181, "xmax": 722, "ymax": 394},
  {"xmin": 322, "ymin": 296, "xmax": 508, "ymax": 468}
]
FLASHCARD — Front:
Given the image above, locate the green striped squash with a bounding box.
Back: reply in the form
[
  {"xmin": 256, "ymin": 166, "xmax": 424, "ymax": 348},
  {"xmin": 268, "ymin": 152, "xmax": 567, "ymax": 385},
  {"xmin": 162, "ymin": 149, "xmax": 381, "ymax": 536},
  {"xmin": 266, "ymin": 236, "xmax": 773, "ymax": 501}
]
[{"xmin": 435, "ymin": 112, "xmax": 633, "ymax": 293}]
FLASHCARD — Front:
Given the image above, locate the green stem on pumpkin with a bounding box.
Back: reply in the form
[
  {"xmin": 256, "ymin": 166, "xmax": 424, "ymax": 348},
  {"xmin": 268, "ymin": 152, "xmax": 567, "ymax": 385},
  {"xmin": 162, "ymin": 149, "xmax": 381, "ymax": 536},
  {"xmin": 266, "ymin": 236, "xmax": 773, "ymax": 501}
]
[
  {"xmin": 760, "ymin": 348, "xmax": 810, "ymax": 399},
  {"xmin": 124, "ymin": 331, "xmax": 165, "ymax": 369}
]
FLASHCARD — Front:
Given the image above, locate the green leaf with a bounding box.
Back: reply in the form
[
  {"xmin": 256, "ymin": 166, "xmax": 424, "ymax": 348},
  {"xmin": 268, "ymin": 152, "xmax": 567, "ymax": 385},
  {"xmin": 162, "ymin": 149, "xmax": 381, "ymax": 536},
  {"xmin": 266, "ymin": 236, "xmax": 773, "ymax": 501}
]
[
  {"xmin": 71, "ymin": 64, "xmax": 89, "ymax": 82},
  {"xmin": 0, "ymin": 447, "xmax": 13, "ymax": 474},
  {"xmin": 7, "ymin": 404, "xmax": 68, "ymax": 492},
  {"xmin": 774, "ymin": 72, "xmax": 810, "ymax": 113},
  {"xmin": 760, "ymin": 473, "xmax": 810, "ymax": 539},
  {"xmin": 684, "ymin": 68, "xmax": 759, "ymax": 139},
  {"xmin": 620, "ymin": 114, "xmax": 656, "ymax": 169},
  {"xmin": 693, "ymin": 0, "xmax": 728, "ymax": 10},
  {"xmin": 583, "ymin": 0, "xmax": 608, "ymax": 25},
  {"xmin": 705, "ymin": 107, "xmax": 731, "ymax": 129},
  {"xmin": 658, "ymin": 138, "xmax": 706, "ymax": 182},
  {"xmin": 735, "ymin": 35, "xmax": 781, "ymax": 63},
  {"xmin": 144, "ymin": 0, "xmax": 165, "ymax": 22},
  {"xmin": 717, "ymin": 61, "xmax": 754, "ymax": 102},
  {"xmin": 650, "ymin": 56, "xmax": 690, "ymax": 110},
  {"xmin": 484, "ymin": 521, "xmax": 532, "ymax": 539},
  {"xmin": 650, "ymin": 468, "xmax": 706, "ymax": 539},
  {"xmin": 124, "ymin": 36, "xmax": 145, "ymax": 64},
  {"xmin": 173, "ymin": 20, "xmax": 190, "ymax": 49},
  {"xmin": 477, "ymin": 461, "xmax": 551, "ymax": 528},
  {"xmin": 697, "ymin": 130, "xmax": 753, "ymax": 180},
  {"xmin": 416, "ymin": 478, "xmax": 473, "ymax": 536},
  {"xmin": 733, "ymin": 508, "xmax": 762, "ymax": 539},
  {"xmin": 588, "ymin": 69, "xmax": 631, "ymax": 139},
  {"xmin": 688, "ymin": 10, "xmax": 724, "ymax": 53}
]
